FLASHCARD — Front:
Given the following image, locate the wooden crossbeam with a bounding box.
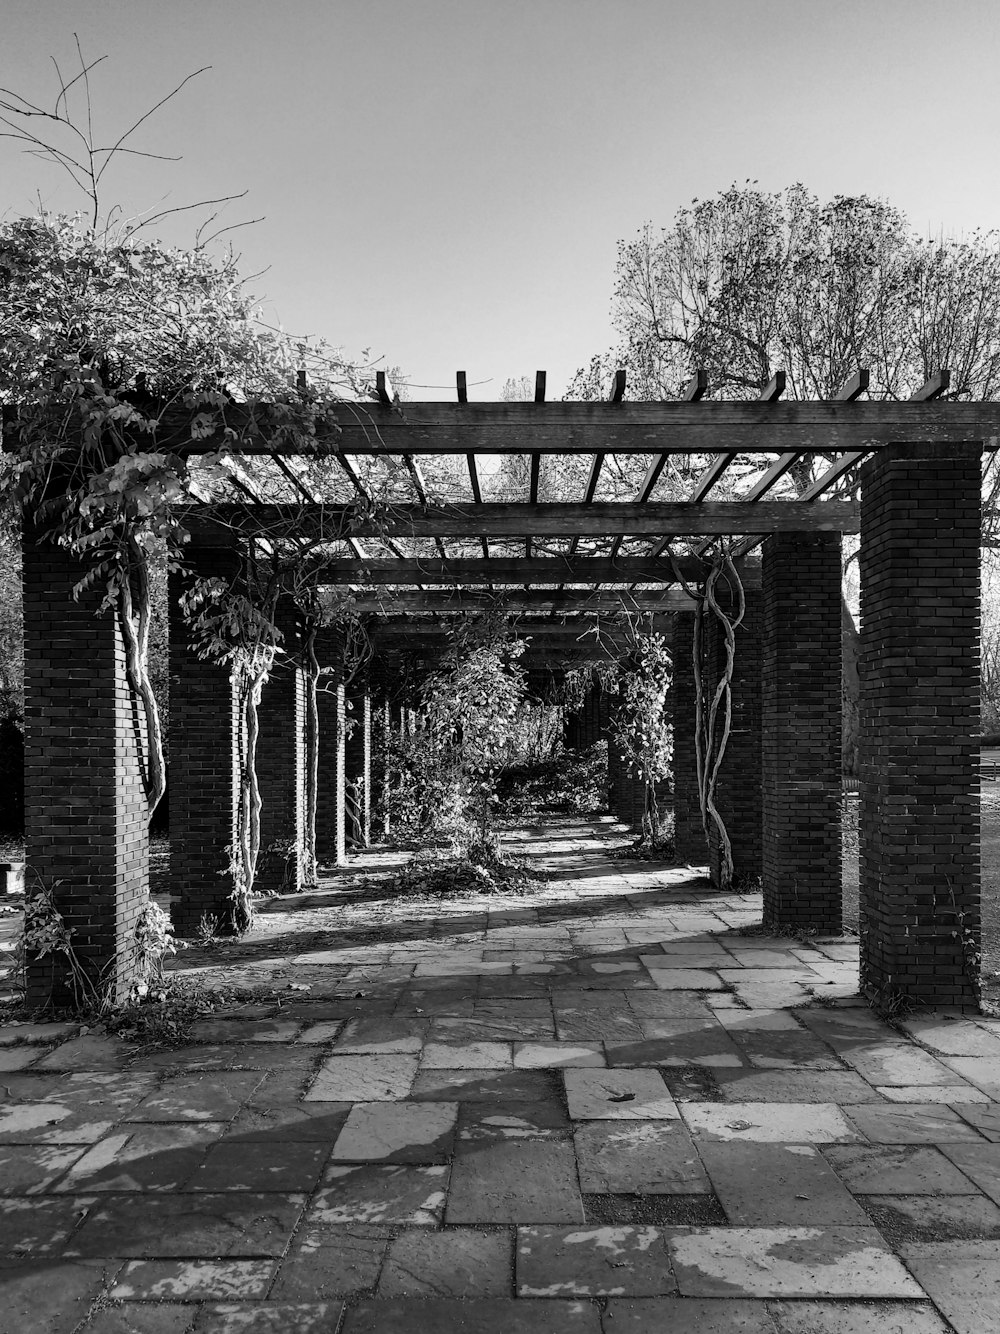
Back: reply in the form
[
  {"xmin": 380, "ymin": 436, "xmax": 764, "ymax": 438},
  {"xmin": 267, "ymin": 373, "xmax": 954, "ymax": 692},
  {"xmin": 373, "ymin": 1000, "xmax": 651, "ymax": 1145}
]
[
  {"xmin": 194, "ymin": 500, "xmax": 859, "ymax": 539},
  {"xmin": 349, "ymin": 590, "xmax": 695, "ymax": 613},
  {"xmin": 313, "ymin": 556, "xmax": 743, "ymax": 585},
  {"xmin": 142, "ymin": 390, "xmax": 1000, "ymax": 456}
]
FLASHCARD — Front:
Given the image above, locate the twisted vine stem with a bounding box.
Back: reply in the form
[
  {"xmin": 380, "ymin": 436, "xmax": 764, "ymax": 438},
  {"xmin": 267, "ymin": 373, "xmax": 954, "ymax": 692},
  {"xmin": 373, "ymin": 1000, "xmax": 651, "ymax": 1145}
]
[{"xmin": 670, "ymin": 542, "xmax": 745, "ymax": 890}]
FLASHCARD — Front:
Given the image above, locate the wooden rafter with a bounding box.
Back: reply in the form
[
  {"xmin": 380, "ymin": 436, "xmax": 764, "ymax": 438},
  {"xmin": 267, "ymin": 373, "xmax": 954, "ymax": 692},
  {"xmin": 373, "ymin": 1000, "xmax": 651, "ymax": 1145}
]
[{"xmin": 689, "ymin": 372, "xmax": 786, "ymax": 504}]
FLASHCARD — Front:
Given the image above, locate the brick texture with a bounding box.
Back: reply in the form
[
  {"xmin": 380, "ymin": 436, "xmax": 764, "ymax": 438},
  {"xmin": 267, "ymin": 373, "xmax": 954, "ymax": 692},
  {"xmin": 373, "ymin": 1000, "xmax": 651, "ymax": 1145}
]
[
  {"xmin": 344, "ymin": 690, "xmax": 372, "ymax": 848},
  {"xmin": 607, "ymin": 684, "xmax": 647, "ymax": 831},
  {"xmin": 168, "ymin": 548, "xmax": 239, "ymax": 936},
  {"xmin": 23, "ymin": 536, "xmax": 148, "ymax": 1005},
  {"xmin": 859, "ymin": 441, "xmax": 981, "ymax": 1009},
  {"xmin": 672, "ymin": 611, "xmax": 705, "ymax": 865},
  {"xmin": 316, "ymin": 676, "xmax": 346, "ymax": 867},
  {"xmin": 761, "ymin": 532, "xmax": 843, "ymax": 931},
  {"xmin": 705, "ymin": 587, "xmax": 762, "ymax": 888},
  {"xmin": 255, "ymin": 603, "xmax": 305, "ymax": 895}
]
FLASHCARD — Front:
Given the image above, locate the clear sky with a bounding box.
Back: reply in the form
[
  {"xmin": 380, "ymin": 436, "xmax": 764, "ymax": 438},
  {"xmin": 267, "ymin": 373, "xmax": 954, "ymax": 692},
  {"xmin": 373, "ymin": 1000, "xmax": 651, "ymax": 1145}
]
[{"xmin": 2, "ymin": 0, "xmax": 1000, "ymax": 399}]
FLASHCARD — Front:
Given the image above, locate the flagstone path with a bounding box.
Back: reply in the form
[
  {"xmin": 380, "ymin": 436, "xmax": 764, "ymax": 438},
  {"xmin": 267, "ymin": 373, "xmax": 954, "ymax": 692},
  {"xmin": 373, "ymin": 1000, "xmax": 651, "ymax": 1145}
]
[{"xmin": 2, "ymin": 817, "xmax": 1000, "ymax": 1331}]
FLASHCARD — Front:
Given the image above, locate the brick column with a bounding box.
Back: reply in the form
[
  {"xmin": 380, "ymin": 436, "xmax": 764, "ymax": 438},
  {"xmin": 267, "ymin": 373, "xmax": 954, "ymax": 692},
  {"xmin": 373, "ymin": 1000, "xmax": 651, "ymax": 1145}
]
[
  {"xmin": 344, "ymin": 690, "xmax": 372, "ymax": 848},
  {"xmin": 762, "ymin": 533, "xmax": 843, "ymax": 931},
  {"xmin": 255, "ymin": 606, "xmax": 305, "ymax": 895},
  {"xmin": 672, "ymin": 611, "xmax": 705, "ymax": 864},
  {"xmin": 23, "ymin": 537, "xmax": 148, "ymax": 1006},
  {"xmin": 371, "ymin": 697, "xmax": 393, "ymax": 842},
  {"xmin": 316, "ymin": 678, "xmax": 346, "ymax": 867},
  {"xmin": 168, "ymin": 546, "xmax": 239, "ymax": 935},
  {"xmin": 859, "ymin": 442, "xmax": 981, "ymax": 1009},
  {"xmin": 705, "ymin": 588, "xmax": 762, "ymax": 888}
]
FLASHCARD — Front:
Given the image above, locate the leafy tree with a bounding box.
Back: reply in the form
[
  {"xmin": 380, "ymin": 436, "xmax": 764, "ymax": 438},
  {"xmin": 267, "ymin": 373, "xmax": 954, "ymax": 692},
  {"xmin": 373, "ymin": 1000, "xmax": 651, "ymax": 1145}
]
[
  {"xmin": 609, "ymin": 631, "xmax": 673, "ymax": 842},
  {"xmin": 388, "ymin": 622, "xmax": 528, "ymax": 853},
  {"xmin": 0, "ymin": 49, "xmax": 373, "ymax": 943}
]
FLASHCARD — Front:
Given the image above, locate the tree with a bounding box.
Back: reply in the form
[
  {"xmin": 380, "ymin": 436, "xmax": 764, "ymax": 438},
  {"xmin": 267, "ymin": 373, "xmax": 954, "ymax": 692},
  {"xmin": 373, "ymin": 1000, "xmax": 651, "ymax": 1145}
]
[
  {"xmin": 566, "ymin": 182, "xmax": 1000, "ymax": 769},
  {"xmin": 0, "ymin": 49, "xmax": 372, "ymax": 946}
]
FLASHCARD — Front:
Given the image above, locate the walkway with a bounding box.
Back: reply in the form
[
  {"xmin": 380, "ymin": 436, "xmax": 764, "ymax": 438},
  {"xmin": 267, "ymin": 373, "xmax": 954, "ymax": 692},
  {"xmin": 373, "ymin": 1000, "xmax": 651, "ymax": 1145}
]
[{"xmin": 2, "ymin": 817, "xmax": 1000, "ymax": 1332}]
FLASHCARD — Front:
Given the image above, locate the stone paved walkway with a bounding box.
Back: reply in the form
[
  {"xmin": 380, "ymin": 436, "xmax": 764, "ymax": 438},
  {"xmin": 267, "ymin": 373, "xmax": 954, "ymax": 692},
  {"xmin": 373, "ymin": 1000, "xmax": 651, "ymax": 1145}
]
[{"xmin": 3, "ymin": 817, "xmax": 1000, "ymax": 1332}]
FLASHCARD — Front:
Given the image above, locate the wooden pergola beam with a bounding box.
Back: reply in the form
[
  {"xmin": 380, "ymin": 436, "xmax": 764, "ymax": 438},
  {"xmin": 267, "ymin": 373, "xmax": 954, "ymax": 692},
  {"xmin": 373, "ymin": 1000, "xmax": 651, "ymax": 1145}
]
[
  {"xmin": 350, "ymin": 590, "xmax": 695, "ymax": 613},
  {"xmin": 313, "ymin": 556, "xmax": 748, "ymax": 585},
  {"xmin": 145, "ymin": 395, "xmax": 1000, "ymax": 455},
  {"xmin": 194, "ymin": 500, "xmax": 859, "ymax": 539}
]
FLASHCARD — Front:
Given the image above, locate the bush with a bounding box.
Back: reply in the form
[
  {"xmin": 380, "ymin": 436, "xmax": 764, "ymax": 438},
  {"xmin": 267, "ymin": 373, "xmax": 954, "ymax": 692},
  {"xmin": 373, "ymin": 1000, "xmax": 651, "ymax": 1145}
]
[{"xmin": 495, "ymin": 741, "xmax": 608, "ymax": 818}]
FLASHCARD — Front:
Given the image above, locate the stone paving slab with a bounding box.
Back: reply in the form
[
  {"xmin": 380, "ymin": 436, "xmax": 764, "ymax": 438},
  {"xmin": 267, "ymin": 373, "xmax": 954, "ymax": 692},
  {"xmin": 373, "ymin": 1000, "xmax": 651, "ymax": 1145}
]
[
  {"xmin": 573, "ymin": 1122, "xmax": 712, "ymax": 1195},
  {"xmin": 824, "ymin": 1144, "xmax": 984, "ymax": 1196},
  {"xmin": 311, "ymin": 1165, "xmax": 448, "ymax": 1225},
  {"xmin": 446, "ymin": 1139, "xmax": 584, "ymax": 1224},
  {"xmin": 305, "ymin": 1054, "xmax": 419, "ymax": 1101},
  {"xmin": 669, "ymin": 1226, "xmax": 923, "ymax": 1298},
  {"xmin": 862, "ymin": 1192, "xmax": 1000, "ymax": 1240},
  {"xmin": 0, "ymin": 1259, "xmax": 114, "ymax": 1334},
  {"xmin": 900, "ymin": 1240, "xmax": 1000, "ymax": 1334},
  {"xmin": 124, "ymin": 1073, "xmax": 264, "ymax": 1123},
  {"xmin": 341, "ymin": 1297, "xmax": 602, "ymax": 1332},
  {"xmin": 377, "ymin": 1226, "xmax": 513, "ymax": 1297},
  {"xmin": 602, "ymin": 1296, "xmax": 776, "ymax": 1332},
  {"xmin": 516, "ymin": 1224, "xmax": 675, "ymax": 1296},
  {"xmin": 699, "ymin": 1142, "xmax": 870, "ymax": 1226},
  {"xmin": 713, "ymin": 1070, "xmax": 877, "ymax": 1103},
  {"xmin": 0, "ymin": 1142, "xmax": 87, "ymax": 1194},
  {"xmin": 194, "ymin": 1304, "xmax": 342, "ymax": 1333},
  {"xmin": 682, "ymin": 1103, "xmax": 861, "ymax": 1143},
  {"xmin": 937, "ymin": 1141, "xmax": 1000, "ymax": 1204},
  {"xmin": 65, "ymin": 1193, "xmax": 306, "ymax": 1258},
  {"xmin": 0, "ymin": 1073, "xmax": 159, "ymax": 1144},
  {"xmin": 269, "ymin": 1222, "xmax": 391, "ymax": 1300},
  {"xmin": 766, "ymin": 1300, "xmax": 951, "ymax": 1333},
  {"xmin": 844, "ymin": 1101, "xmax": 986, "ymax": 1142},
  {"xmin": 55, "ymin": 1123, "xmax": 225, "ymax": 1193},
  {"xmin": 563, "ymin": 1069, "xmax": 679, "ymax": 1120},
  {"xmin": 331, "ymin": 1101, "xmax": 458, "ymax": 1163},
  {"xmin": 109, "ymin": 1258, "xmax": 275, "ymax": 1299}
]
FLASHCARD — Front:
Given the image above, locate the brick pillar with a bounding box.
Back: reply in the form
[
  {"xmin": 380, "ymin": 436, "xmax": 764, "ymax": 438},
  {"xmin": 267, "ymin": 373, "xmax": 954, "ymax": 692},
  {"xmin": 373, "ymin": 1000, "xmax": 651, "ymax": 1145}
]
[
  {"xmin": 23, "ymin": 537, "xmax": 148, "ymax": 1006},
  {"xmin": 255, "ymin": 607, "xmax": 305, "ymax": 895},
  {"xmin": 168, "ymin": 547, "xmax": 239, "ymax": 935},
  {"xmin": 344, "ymin": 690, "xmax": 371, "ymax": 848},
  {"xmin": 316, "ymin": 678, "xmax": 346, "ymax": 867},
  {"xmin": 705, "ymin": 588, "xmax": 762, "ymax": 888},
  {"xmin": 859, "ymin": 442, "xmax": 981, "ymax": 1009},
  {"xmin": 371, "ymin": 697, "xmax": 393, "ymax": 842},
  {"xmin": 672, "ymin": 611, "xmax": 705, "ymax": 864},
  {"xmin": 762, "ymin": 533, "xmax": 843, "ymax": 931}
]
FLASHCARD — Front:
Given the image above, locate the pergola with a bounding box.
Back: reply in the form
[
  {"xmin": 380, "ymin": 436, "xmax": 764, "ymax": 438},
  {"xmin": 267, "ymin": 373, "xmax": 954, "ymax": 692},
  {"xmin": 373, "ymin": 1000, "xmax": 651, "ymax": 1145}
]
[{"xmin": 19, "ymin": 369, "xmax": 997, "ymax": 1013}]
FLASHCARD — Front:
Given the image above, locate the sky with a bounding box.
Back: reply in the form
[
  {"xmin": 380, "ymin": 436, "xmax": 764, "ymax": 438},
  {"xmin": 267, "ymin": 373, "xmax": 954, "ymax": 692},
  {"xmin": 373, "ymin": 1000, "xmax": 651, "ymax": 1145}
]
[{"xmin": 3, "ymin": 0, "xmax": 1000, "ymax": 400}]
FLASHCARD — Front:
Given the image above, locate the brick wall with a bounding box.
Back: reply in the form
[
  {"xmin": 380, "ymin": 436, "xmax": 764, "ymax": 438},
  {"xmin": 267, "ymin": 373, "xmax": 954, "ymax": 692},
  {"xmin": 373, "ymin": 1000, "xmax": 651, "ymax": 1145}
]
[
  {"xmin": 761, "ymin": 532, "xmax": 843, "ymax": 931},
  {"xmin": 705, "ymin": 587, "xmax": 762, "ymax": 888},
  {"xmin": 671, "ymin": 611, "xmax": 705, "ymax": 864},
  {"xmin": 168, "ymin": 547, "xmax": 239, "ymax": 935},
  {"xmin": 859, "ymin": 442, "xmax": 981, "ymax": 1009},
  {"xmin": 23, "ymin": 536, "xmax": 148, "ymax": 1005}
]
